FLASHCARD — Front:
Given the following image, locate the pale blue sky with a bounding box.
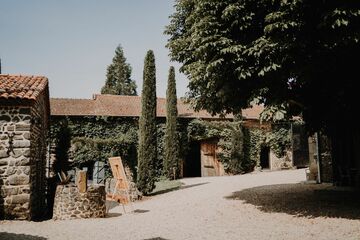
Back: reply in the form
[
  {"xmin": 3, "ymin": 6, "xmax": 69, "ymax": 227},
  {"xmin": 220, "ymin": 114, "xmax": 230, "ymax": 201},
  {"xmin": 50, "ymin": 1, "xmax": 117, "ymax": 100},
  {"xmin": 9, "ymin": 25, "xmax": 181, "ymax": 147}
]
[{"xmin": 0, "ymin": 0, "xmax": 188, "ymax": 98}]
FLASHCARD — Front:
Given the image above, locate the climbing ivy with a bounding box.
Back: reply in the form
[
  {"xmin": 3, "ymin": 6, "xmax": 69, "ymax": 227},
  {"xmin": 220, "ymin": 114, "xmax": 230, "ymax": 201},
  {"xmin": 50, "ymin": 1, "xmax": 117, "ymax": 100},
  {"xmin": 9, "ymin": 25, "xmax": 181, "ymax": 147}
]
[
  {"xmin": 50, "ymin": 115, "xmax": 291, "ymax": 179},
  {"xmin": 50, "ymin": 116, "xmax": 139, "ymax": 178},
  {"xmin": 187, "ymin": 119, "xmax": 291, "ymax": 173},
  {"xmin": 50, "ymin": 116, "xmax": 190, "ymax": 180},
  {"xmin": 188, "ymin": 119, "xmax": 254, "ymax": 174}
]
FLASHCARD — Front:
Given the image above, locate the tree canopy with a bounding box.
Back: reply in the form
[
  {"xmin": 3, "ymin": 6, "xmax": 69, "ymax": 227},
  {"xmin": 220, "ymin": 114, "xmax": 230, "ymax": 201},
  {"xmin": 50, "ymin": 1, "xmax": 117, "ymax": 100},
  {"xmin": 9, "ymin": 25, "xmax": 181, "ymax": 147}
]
[
  {"xmin": 101, "ymin": 45, "xmax": 137, "ymax": 95},
  {"xmin": 165, "ymin": 0, "xmax": 360, "ymax": 133}
]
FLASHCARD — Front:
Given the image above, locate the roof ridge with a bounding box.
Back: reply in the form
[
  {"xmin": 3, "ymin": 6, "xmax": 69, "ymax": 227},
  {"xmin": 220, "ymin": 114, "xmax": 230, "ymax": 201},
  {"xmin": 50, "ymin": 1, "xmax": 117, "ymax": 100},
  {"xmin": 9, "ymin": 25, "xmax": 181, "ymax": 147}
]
[
  {"xmin": 51, "ymin": 97, "xmax": 93, "ymax": 101},
  {"xmin": 0, "ymin": 74, "xmax": 48, "ymax": 78}
]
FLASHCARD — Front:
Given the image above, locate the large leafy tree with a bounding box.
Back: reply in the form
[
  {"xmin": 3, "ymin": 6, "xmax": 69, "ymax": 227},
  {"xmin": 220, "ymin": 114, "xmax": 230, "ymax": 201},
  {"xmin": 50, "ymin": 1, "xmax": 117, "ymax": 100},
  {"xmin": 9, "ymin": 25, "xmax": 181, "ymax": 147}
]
[
  {"xmin": 164, "ymin": 66, "xmax": 180, "ymax": 179},
  {"xmin": 101, "ymin": 45, "xmax": 137, "ymax": 95},
  {"xmin": 137, "ymin": 50, "xmax": 157, "ymax": 194},
  {"xmin": 166, "ymin": 0, "xmax": 360, "ymax": 183}
]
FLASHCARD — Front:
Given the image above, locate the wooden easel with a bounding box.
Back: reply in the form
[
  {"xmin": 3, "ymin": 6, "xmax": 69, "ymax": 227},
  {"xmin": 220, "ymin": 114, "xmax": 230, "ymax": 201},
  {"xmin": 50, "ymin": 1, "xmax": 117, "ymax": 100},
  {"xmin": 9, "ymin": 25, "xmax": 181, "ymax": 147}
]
[{"xmin": 106, "ymin": 157, "xmax": 134, "ymax": 213}]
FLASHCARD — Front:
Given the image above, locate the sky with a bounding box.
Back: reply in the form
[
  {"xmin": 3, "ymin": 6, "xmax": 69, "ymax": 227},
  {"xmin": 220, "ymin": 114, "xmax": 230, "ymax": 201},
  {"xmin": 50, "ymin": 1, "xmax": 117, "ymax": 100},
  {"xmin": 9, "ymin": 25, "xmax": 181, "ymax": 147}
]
[{"xmin": 0, "ymin": 0, "xmax": 188, "ymax": 98}]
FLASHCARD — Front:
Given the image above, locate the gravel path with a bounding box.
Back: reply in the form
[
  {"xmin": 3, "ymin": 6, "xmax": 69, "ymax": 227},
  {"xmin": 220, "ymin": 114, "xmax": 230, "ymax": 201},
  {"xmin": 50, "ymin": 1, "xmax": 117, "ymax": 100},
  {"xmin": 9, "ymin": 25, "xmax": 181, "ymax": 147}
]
[{"xmin": 1, "ymin": 169, "xmax": 360, "ymax": 240}]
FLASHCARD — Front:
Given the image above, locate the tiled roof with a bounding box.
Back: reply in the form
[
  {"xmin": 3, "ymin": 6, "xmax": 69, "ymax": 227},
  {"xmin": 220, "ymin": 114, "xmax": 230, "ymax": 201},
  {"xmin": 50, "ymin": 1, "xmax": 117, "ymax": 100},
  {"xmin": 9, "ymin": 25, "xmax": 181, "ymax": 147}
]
[
  {"xmin": 0, "ymin": 74, "xmax": 48, "ymax": 100},
  {"xmin": 51, "ymin": 94, "xmax": 263, "ymax": 120}
]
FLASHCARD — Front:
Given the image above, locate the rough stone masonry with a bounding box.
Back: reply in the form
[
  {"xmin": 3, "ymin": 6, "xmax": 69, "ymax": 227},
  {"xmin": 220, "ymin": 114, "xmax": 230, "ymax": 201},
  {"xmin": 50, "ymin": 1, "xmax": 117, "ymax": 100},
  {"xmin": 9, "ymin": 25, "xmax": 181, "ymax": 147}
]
[
  {"xmin": 52, "ymin": 184, "xmax": 106, "ymax": 220},
  {"xmin": 0, "ymin": 102, "xmax": 47, "ymax": 220},
  {"xmin": 0, "ymin": 106, "xmax": 32, "ymax": 219}
]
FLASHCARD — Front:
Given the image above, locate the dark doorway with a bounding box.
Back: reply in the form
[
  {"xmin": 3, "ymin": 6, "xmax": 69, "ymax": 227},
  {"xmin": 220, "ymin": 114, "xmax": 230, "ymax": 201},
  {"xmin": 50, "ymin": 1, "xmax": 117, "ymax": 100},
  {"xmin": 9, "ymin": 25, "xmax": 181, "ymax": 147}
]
[
  {"xmin": 183, "ymin": 142, "xmax": 201, "ymax": 177},
  {"xmin": 292, "ymin": 124, "xmax": 310, "ymax": 168},
  {"xmin": 260, "ymin": 146, "xmax": 270, "ymax": 169}
]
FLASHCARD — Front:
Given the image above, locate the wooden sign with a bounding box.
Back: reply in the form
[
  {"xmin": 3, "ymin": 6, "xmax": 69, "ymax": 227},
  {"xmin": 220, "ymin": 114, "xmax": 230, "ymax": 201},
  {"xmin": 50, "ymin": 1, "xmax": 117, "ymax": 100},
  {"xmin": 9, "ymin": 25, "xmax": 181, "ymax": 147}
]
[
  {"xmin": 76, "ymin": 170, "xmax": 87, "ymax": 193},
  {"xmin": 107, "ymin": 157, "xmax": 133, "ymax": 212},
  {"xmin": 109, "ymin": 157, "xmax": 129, "ymax": 190}
]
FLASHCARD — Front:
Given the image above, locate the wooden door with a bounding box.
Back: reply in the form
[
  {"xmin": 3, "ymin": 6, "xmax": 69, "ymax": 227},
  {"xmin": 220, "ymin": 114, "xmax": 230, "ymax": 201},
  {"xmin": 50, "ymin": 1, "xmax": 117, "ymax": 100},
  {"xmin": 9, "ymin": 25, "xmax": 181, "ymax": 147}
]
[{"xmin": 200, "ymin": 140, "xmax": 224, "ymax": 177}]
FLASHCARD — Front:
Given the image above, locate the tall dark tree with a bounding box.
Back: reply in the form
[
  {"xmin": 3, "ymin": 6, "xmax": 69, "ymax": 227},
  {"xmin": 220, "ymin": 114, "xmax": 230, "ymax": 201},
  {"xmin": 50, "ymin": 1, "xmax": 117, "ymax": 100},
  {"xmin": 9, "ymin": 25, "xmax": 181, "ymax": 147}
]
[
  {"xmin": 166, "ymin": 0, "xmax": 360, "ymax": 185},
  {"xmin": 137, "ymin": 50, "xmax": 157, "ymax": 194},
  {"xmin": 164, "ymin": 66, "xmax": 180, "ymax": 179},
  {"xmin": 101, "ymin": 45, "xmax": 137, "ymax": 95}
]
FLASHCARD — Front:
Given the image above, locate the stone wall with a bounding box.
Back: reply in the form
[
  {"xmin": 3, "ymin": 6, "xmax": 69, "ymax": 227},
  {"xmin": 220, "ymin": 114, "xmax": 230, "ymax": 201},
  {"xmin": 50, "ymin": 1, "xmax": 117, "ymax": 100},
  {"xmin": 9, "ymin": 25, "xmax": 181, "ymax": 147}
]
[
  {"xmin": 308, "ymin": 134, "xmax": 333, "ymax": 183},
  {"xmin": 52, "ymin": 184, "xmax": 106, "ymax": 220},
  {"xmin": 0, "ymin": 93, "xmax": 48, "ymax": 220},
  {"xmin": 318, "ymin": 134, "xmax": 332, "ymax": 183},
  {"xmin": 270, "ymin": 150, "xmax": 293, "ymax": 170},
  {"xmin": 29, "ymin": 93, "xmax": 48, "ymax": 219},
  {"xmin": 292, "ymin": 124, "xmax": 310, "ymax": 168},
  {"xmin": 0, "ymin": 106, "xmax": 32, "ymax": 220}
]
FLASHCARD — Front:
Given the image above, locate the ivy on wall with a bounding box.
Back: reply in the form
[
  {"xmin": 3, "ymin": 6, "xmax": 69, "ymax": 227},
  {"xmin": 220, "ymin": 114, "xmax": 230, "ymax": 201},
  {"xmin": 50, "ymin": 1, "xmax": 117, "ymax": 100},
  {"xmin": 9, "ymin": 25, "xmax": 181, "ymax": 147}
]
[
  {"xmin": 187, "ymin": 119, "xmax": 292, "ymax": 173},
  {"xmin": 50, "ymin": 116, "xmax": 292, "ymax": 179},
  {"xmin": 50, "ymin": 116, "xmax": 139, "ymax": 178},
  {"xmin": 158, "ymin": 119, "xmax": 190, "ymax": 178},
  {"xmin": 187, "ymin": 119, "xmax": 254, "ymax": 174},
  {"xmin": 50, "ymin": 116, "xmax": 190, "ymax": 180}
]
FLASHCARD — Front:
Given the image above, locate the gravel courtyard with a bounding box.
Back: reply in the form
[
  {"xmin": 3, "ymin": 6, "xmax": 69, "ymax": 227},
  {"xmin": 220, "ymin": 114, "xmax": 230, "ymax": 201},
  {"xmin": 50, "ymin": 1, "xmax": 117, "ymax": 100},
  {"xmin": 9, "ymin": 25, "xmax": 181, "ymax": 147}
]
[{"xmin": 1, "ymin": 169, "xmax": 360, "ymax": 240}]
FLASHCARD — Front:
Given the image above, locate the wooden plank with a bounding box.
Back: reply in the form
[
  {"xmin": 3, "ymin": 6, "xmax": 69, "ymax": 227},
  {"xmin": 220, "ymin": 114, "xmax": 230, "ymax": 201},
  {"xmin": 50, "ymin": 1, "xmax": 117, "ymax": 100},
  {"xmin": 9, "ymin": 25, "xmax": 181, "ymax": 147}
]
[
  {"xmin": 109, "ymin": 157, "xmax": 129, "ymax": 190},
  {"xmin": 76, "ymin": 170, "xmax": 87, "ymax": 193},
  {"xmin": 107, "ymin": 157, "xmax": 133, "ymax": 213}
]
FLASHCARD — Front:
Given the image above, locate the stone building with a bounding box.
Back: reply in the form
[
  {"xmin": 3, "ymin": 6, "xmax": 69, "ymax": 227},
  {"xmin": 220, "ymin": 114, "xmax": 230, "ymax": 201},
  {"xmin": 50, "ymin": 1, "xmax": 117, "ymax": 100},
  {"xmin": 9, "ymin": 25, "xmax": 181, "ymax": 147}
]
[
  {"xmin": 50, "ymin": 94, "xmax": 300, "ymax": 178},
  {"xmin": 0, "ymin": 75, "xmax": 49, "ymax": 220}
]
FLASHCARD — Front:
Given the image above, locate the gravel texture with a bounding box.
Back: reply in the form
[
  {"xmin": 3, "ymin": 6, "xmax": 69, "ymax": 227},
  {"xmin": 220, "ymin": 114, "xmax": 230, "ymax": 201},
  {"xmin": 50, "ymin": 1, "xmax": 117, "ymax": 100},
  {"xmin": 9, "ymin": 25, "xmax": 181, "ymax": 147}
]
[{"xmin": 1, "ymin": 169, "xmax": 360, "ymax": 240}]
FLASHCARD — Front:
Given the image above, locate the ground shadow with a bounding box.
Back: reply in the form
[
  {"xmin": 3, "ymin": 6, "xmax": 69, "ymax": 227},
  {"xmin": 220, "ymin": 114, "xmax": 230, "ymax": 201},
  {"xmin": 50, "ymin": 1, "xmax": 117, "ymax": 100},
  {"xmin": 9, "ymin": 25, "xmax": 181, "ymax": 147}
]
[
  {"xmin": 106, "ymin": 200, "xmax": 120, "ymax": 211},
  {"xmin": 0, "ymin": 232, "xmax": 47, "ymax": 240},
  {"xmin": 143, "ymin": 238, "xmax": 170, "ymax": 240},
  {"xmin": 225, "ymin": 183, "xmax": 360, "ymax": 219},
  {"xmin": 133, "ymin": 209, "xmax": 150, "ymax": 213},
  {"xmin": 105, "ymin": 212, "xmax": 122, "ymax": 218},
  {"xmin": 149, "ymin": 182, "xmax": 209, "ymax": 196}
]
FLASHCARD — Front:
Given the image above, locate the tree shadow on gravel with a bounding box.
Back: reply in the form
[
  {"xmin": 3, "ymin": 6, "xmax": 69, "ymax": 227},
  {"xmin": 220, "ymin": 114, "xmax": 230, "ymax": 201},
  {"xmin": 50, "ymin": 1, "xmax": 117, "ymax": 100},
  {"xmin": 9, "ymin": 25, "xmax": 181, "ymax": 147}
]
[
  {"xmin": 0, "ymin": 232, "xmax": 47, "ymax": 240},
  {"xmin": 149, "ymin": 182, "xmax": 209, "ymax": 196},
  {"xmin": 225, "ymin": 183, "xmax": 360, "ymax": 219}
]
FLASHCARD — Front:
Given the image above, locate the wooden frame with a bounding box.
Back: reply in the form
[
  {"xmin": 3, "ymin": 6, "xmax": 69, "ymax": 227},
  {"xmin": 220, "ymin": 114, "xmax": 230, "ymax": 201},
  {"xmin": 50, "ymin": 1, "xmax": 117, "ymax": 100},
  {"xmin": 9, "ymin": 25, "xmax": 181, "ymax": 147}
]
[{"xmin": 106, "ymin": 157, "xmax": 133, "ymax": 213}]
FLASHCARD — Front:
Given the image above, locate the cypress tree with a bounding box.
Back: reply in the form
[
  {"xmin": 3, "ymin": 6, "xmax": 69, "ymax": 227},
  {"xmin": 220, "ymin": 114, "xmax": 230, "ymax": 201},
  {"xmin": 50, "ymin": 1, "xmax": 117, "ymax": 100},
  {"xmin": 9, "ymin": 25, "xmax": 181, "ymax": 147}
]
[
  {"xmin": 137, "ymin": 50, "xmax": 157, "ymax": 194},
  {"xmin": 164, "ymin": 66, "xmax": 180, "ymax": 179},
  {"xmin": 101, "ymin": 45, "xmax": 137, "ymax": 95}
]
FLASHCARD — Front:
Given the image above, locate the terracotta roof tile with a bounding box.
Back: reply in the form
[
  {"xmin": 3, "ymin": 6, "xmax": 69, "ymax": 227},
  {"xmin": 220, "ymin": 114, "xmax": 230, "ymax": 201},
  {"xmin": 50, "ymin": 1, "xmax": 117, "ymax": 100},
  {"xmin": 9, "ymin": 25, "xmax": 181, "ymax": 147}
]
[
  {"xmin": 0, "ymin": 74, "xmax": 48, "ymax": 100},
  {"xmin": 51, "ymin": 94, "xmax": 263, "ymax": 120}
]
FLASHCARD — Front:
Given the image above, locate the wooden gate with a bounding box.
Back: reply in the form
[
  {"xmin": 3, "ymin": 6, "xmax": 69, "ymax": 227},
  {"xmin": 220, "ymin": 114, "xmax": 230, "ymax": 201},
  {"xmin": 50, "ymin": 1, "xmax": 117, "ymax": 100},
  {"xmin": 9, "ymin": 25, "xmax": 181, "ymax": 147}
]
[{"xmin": 200, "ymin": 139, "xmax": 225, "ymax": 177}]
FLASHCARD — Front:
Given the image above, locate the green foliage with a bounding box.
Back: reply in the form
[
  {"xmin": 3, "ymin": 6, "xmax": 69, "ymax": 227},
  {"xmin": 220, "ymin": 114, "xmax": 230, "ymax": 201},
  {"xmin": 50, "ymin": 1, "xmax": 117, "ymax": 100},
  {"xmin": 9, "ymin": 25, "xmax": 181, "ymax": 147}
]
[
  {"xmin": 166, "ymin": 0, "xmax": 275, "ymax": 115},
  {"xmin": 246, "ymin": 128, "xmax": 263, "ymax": 167},
  {"xmin": 265, "ymin": 127, "xmax": 292, "ymax": 158},
  {"xmin": 50, "ymin": 116, "xmax": 138, "ymax": 178},
  {"xmin": 137, "ymin": 50, "xmax": 158, "ymax": 195},
  {"xmin": 164, "ymin": 66, "xmax": 180, "ymax": 178},
  {"xmin": 50, "ymin": 118, "xmax": 71, "ymax": 173},
  {"xmin": 166, "ymin": 0, "xmax": 360, "ymax": 134},
  {"xmin": 187, "ymin": 119, "xmax": 255, "ymax": 174},
  {"xmin": 187, "ymin": 119, "xmax": 291, "ymax": 172},
  {"xmin": 101, "ymin": 45, "xmax": 137, "ymax": 95},
  {"xmin": 247, "ymin": 126, "xmax": 292, "ymax": 167},
  {"xmin": 156, "ymin": 123, "xmax": 166, "ymax": 178},
  {"xmin": 71, "ymin": 136, "xmax": 138, "ymax": 178}
]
